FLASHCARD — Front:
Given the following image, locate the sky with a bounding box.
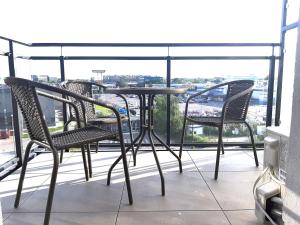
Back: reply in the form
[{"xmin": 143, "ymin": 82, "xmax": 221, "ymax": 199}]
[{"xmin": 0, "ymin": 0, "xmax": 284, "ymax": 79}]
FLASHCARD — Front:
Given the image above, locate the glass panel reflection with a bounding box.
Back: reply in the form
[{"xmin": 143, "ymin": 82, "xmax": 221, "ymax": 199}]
[{"xmin": 0, "ymin": 83, "xmax": 16, "ymax": 166}]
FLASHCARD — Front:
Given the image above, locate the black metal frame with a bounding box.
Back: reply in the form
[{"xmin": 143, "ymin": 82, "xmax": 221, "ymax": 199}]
[
  {"xmin": 179, "ymin": 80, "xmax": 259, "ymax": 180},
  {"xmin": 60, "ymin": 79, "xmax": 134, "ymax": 162},
  {"xmin": 105, "ymin": 87, "xmax": 184, "ymax": 195},
  {"xmin": 4, "ymin": 77, "xmax": 133, "ymax": 225},
  {"xmin": 275, "ymin": 0, "xmax": 300, "ymax": 125}
]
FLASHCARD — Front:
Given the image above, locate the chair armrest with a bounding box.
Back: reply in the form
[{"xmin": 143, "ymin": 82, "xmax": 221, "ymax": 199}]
[
  {"xmin": 37, "ymin": 90, "xmax": 82, "ymax": 128},
  {"xmin": 91, "ymin": 82, "xmax": 128, "ymax": 113},
  {"xmin": 19, "ymin": 80, "xmax": 124, "ymax": 125},
  {"xmin": 187, "ymin": 82, "xmax": 230, "ymax": 103},
  {"xmin": 184, "ymin": 82, "xmax": 232, "ymax": 118},
  {"xmin": 61, "ymin": 80, "xmax": 125, "ymax": 113},
  {"xmin": 89, "ymin": 81, "xmax": 107, "ymax": 90}
]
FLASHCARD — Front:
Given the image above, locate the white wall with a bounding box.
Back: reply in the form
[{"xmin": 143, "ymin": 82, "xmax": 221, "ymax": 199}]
[{"xmin": 283, "ymin": 16, "xmax": 300, "ymax": 224}]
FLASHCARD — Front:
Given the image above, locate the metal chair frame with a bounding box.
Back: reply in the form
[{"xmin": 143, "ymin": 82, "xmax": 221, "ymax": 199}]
[
  {"xmin": 179, "ymin": 80, "xmax": 259, "ymax": 180},
  {"xmin": 4, "ymin": 77, "xmax": 132, "ymax": 225},
  {"xmin": 61, "ymin": 80, "xmax": 134, "ymax": 164}
]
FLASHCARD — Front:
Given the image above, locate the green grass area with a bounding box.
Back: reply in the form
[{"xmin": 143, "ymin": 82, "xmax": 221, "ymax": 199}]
[
  {"xmin": 95, "ymin": 105, "xmax": 114, "ymax": 116},
  {"xmin": 185, "ymin": 133, "xmax": 209, "ymax": 143},
  {"xmin": 22, "ymin": 125, "xmax": 64, "ymax": 138}
]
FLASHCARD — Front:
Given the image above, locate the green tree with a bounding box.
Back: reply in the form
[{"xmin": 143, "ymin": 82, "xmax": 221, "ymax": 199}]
[{"xmin": 153, "ymin": 96, "xmax": 183, "ymax": 139}]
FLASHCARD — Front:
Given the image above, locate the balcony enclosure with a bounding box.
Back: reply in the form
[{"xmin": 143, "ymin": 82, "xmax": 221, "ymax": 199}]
[{"xmin": 0, "ymin": 0, "xmax": 299, "ymax": 224}]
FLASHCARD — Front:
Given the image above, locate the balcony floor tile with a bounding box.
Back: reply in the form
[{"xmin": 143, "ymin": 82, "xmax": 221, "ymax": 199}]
[
  {"xmin": 120, "ymin": 172, "xmax": 220, "ymax": 211},
  {"xmin": 60, "ymin": 151, "xmax": 127, "ymax": 175},
  {"xmin": 1, "ymin": 213, "xmax": 9, "ymax": 223},
  {"xmin": 3, "ymin": 212, "xmax": 117, "ymax": 225},
  {"xmin": 0, "ymin": 173, "xmax": 50, "ymax": 213},
  {"xmin": 117, "ymin": 211, "xmax": 230, "ymax": 225},
  {"xmin": 244, "ymin": 150, "xmax": 264, "ymax": 166},
  {"xmin": 12, "ymin": 173, "xmax": 124, "ymax": 213},
  {"xmin": 224, "ymin": 210, "xmax": 261, "ymax": 225},
  {"xmin": 129, "ymin": 150, "xmax": 197, "ymax": 173},
  {"xmin": 1, "ymin": 151, "xmax": 263, "ymax": 225},
  {"xmin": 189, "ymin": 150, "xmax": 262, "ymax": 172},
  {"xmin": 15, "ymin": 152, "xmax": 75, "ymax": 174},
  {"xmin": 202, "ymin": 171, "xmax": 259, "ymax": 210}
]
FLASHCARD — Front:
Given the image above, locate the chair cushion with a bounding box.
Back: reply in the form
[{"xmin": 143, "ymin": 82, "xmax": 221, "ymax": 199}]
[
  {"xmin": 87, "ymin": 116, "xmax": 128, "ymax": 125},
  {"xmin": 187, "ymin": 117, "xmax": 222, "ymax": 126},
  {"xmin": 187, "ymin": 116, "xmax": 244, "ymax": 126},
  {"xmin": 51, "ymin": 126, "xmax": 117, "ymax": 150}
]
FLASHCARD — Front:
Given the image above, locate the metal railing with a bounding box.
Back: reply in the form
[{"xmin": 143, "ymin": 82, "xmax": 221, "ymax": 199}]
[{"xmin": 0, "ymin": 37, "xmax": 280, "ymax": 149}]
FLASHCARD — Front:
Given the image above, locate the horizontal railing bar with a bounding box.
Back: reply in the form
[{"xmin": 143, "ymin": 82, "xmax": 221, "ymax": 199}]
[
  {"xmin": 0, "ymin": 36, "xmax": 31, "ymax": 47},
  {"xmin": 171, "ymin": 56, "xmax": 280, "ymax": 60},
  {"xmin": 0, "ymin": 36, "xmax": 281, "ymax": 47},
  {"xmin": 282, "ymin": 22, "xmax": 299, "ymax": 32},
  {"xmin": 96, "ymin": 142, "xmax": 264, "ymax": 148},
  {"xmin": 29, "ymin": 42, "xmax": 280, "ymax": 47},
  {"xmin": 18, "ymin": 55, "xmax": 280, "ymax": 60},
  {"xmin": 17, "ymin": 56, "xmax": 61, "ymax": 60},
  {"xmin": 66, "ymin": 56, "xmax": 167, "ymax": 60},
  {"xmin": 0, "ymin": 51, "xmax": 8, "ymax": 56}
]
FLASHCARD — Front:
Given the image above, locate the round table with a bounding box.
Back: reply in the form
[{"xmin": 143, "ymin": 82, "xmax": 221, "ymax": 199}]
[{"xmin": 105, "ymin": 87, "xmax": 186, "ymax": 196}]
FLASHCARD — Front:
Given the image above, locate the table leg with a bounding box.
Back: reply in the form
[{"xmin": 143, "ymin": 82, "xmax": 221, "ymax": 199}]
[
  {"xmin": 149, "ymin": 94, "xmax": 182, "ymax": 173},
  {"xmin": 151, "ymin": 130, "xmax": 182, "ymax": 173},
  {"xmin": 148, "ymin": 129, "xmax": 165, "ymax": 196},
  {"xmin": 148, "ymin": 94, "xmax": 165, "ymax": 195},
  {"xmin": 133, "ymin": 94, "xmax": 147, "ymax": 165}
]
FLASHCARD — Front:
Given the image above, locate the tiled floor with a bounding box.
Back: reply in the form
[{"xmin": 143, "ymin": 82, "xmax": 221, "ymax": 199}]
[{"xmin": 0, "ymin": 149, "xmax": 263, "ymax": 225}]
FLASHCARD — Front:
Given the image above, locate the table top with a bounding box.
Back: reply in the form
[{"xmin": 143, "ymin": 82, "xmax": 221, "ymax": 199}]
[{"xmin": 105, "ymin": 87, "xmax": 186, "ymax": 95}]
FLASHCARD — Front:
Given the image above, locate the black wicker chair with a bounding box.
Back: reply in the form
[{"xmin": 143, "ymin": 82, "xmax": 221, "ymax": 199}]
[
  {"xmin": 5, "ymin": 77, "xmax": 132, "ymax": 225},
  {"xmin": 179, "ymin": 80, "xmax": 259, "ymax": 180},
  {"xmin": 60, "ymin": 80, "xmax": 134, "ymax": 163}
]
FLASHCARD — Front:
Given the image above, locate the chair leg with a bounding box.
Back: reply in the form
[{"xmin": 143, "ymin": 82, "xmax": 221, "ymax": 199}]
[
  {"xmin": 244, "ymin": 121, "xmax": 259, "ymax": 167},
  {"xmin": 59, "ymin": 149, "xmax": 64, "ymax": 163},
  {"xmin": 14, "ymin": 141, "xmax": 34, "ymax": 208},
  {"xmin": 214, "ymin": 127, "xmax": 223, "ymax": 180},
  {"xmin": 80, "ymin": 146, "xmax": 89, "ymax": 181},
  {"xmin": 61, "ymin": 119, "xmax": 72, "ymax": 163},
  {"xmin": 179, "ymin": 115, "xmax": 188, "ymax": 159},
  {"xmin": 86, "ymin": 144, "xmax": 93, "ymax": 178},
  {"xmin": 221, "ymin": 139, "xmax": 225, "ymax": 155},
  {"xmin": 95, "ymin": 142, "xmax": 99, "ymax": 153},
  {"xmin": 120, "ymin": 139, "xmax": 133, "ymax": 204},
  {"xmin": 43, "ymin": 149, "xmax": 59, "ymax": 225},
  {"xmin": 127, "ymin": 119, "xmax": 135, "ymax": 165}
]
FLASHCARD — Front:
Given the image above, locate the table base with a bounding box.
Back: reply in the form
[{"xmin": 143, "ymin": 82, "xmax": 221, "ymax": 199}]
[{"xmin": 107, "ymin": 94, "xmax": 182, "ymax": 196}]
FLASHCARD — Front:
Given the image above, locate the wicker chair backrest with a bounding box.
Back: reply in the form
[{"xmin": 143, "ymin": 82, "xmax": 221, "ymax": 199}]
[
  {"xmin": 5, "ymin": 79, "xmax": 50, "ymax": 144},
  {"xmin": 224, "ymin": 80, "xmax": 254, "ymax": 121},
  {"xmin": 64, "ymin": 81, "xmax": 97, "ymax": 121}
]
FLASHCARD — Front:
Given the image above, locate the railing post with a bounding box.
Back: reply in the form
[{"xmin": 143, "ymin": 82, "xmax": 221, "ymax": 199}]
[
  {"xmin": 8, "ymin": 40, "xmax": 23, "ymax": 164},
  {"xmin": 166, "ymin": 56, "xmax": 171, "ymax": 145},
  {"xmin": 275, "ymin": 0, "xmax": 288, "ymax": 126},
  {"xmin": 266, "ymin": 55, "xmax": 276, "ymax": 126},
  {"xmin": 59, "ymin": 56, "xmax": 68, "ymax": 127}
]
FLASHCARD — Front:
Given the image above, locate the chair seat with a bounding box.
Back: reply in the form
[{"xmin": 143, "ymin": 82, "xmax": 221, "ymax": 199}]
[
  {"xmin": 187, "ymin": 116, "xmax": 244, "ymax": 126},
  {"xmin": 51, "ymin": 126, "xmax": 117, "ymax": 150},
  {"xmin": 87, "ymin": 115, "xmax": 128, "ymax": 125},
  {"xmin": 187, "ymin": 116, "xmax": 222, "ymax": 126}
]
